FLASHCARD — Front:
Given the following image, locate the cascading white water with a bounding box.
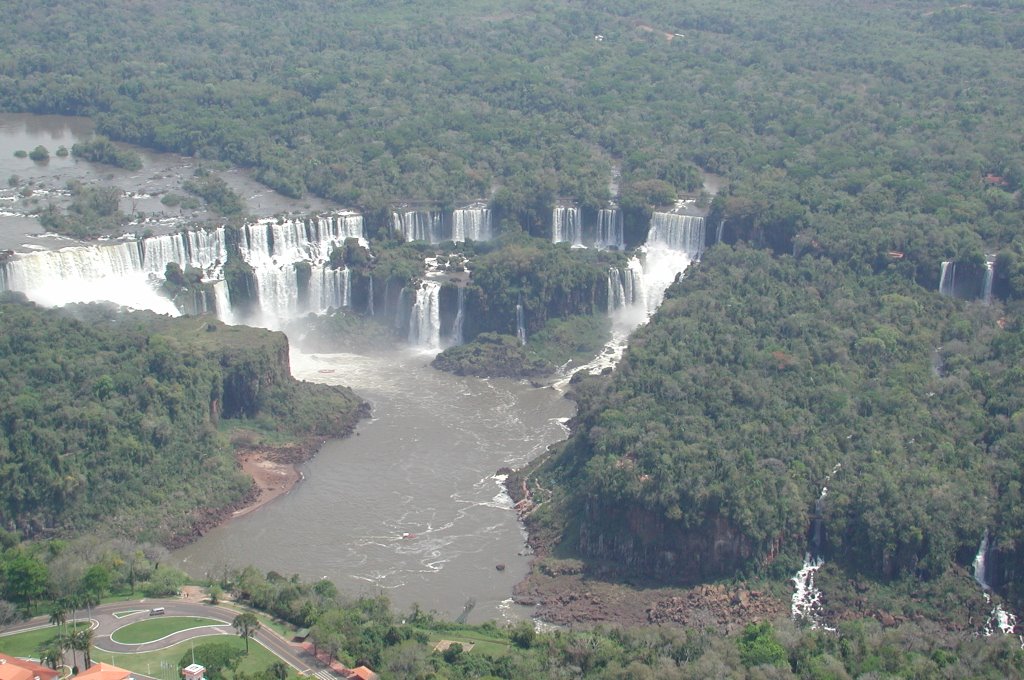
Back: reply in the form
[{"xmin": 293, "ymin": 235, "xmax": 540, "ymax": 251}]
[
  {"xmin": 1, "ymin": 240, "xmax": 180, "ymax": 315},
  {"xmin": 552, "ymin": 206, "xmax": 583, "ymax": 246},
  {"xmin": 716, "ymin": 219, "xmax": 726, "ymax": 244},
  {"xmin": 367, "ymin": 275, "xmax": 375, "ymax": 316},
  {"xmin": 238, "ymin": 213, "xmax": 363, "ymax": 266},
  {"xmin": 983, "ymin": 258, "xmax": 995, "ymax": 305},
  {"xmin": 408, "ymin": 281, "xmax": 442, "ymax": 350},
  {"xmin": 553, "ymin": 213, "xmax": 703, "ymax": 388},
  {"xmin": 310, "ymin": 267, "xmax": 352, "ymax": 313},
  {"xmin": 141, "ymin": 227, "xmax": 228, "ymax": 275},
  {"xmin": 791, "ymin": 463, "xmax": 840, "ymax": 631},
  {"xmin": 0, "ymin": 211, "xmax": 364, "ymax": 327},
  {"xmin": 939, "ymin": 260, "xmax": 956, "ymax": 297},
  {"xmin": 648, "ymin": 212, "xmax": 706, "ymax": 255},
  {"xmin": 607, "ymin": 266, "xmax": 643, "ymax": 314},
  {"xmin": 212, "ymin": 280, "xmax": 235, "ymax": 325},
  {"xmin": 973, "ymin": 532, "xmax": 1023, "ymax": 644},
  {"xmin": 394, "ymin": 210, "xmax": 444, "ymax": 244},
  {"xmin": 450, "ymin": 287, "xmax": 465, "ymax": 346},
  {"xmin": 596, "ymin": 208, "xmax": 623, "ymax": 249},
  {"xmin": 516, "ymin": 297, "xmax": 527, "ymax": 345},
  {"xmin": 452, "ymin": 205, "xmax": 491, "ymax": 242}
]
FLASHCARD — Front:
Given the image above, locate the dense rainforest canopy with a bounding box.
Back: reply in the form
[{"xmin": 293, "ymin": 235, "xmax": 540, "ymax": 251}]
[
  {"xmin": 0, "ymin": 296, "xmax": 366, "ymax": 544},
  {"xmin": 1, "ymin": 0, "xmax": 1022, "ymax": 285},
  {"xmin": 3, "ymin": 0, "xmax": 1024, "ymax": 644}
]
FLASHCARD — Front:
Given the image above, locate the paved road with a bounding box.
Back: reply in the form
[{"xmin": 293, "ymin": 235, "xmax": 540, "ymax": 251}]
[{"xmin": 0, "ymin": 599, "xmax": 330, "ymax": 677}]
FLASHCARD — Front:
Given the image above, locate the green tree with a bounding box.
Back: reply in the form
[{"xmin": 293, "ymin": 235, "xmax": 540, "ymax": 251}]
[
  {"xmin": 4, "ymin": 552, "xmax": 49, "ymax": 611},
  {"xmin": 232, "ymin": 612, "xmax": 261, "ymax": 654},
  {"xmin": 178, "ymin": 642, "xmax": 244, "ymax": 680}
]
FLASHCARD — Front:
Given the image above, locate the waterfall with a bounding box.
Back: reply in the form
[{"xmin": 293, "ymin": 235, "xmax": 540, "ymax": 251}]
[
  {"xmin": 983, "ymin": 258, "xmax": 995, "ymax": 305},
  {"xmin": 212, "ymin": 280, "xmax": 235, "ymax": 325},
  {"xmin": 450, "ymin": 287, "xmax": 465, "ymax": 346},
  {"xmin": 973, "ymin": 532, "xmax": 1023, "ymax": 643},
  {"xmin": 238, "ymin": 213, "xmax": 363, "ymax": 266},
  {"xmin": 516, "ymin": 296, "xmax": 527, "ymax": 345},
  {"xmin": 308, "ymin": 266, "xmax": 351, "ymax": 314},
  {"xmin": 607, "ymin": 264, "xmax": 644, "ymax": 314},
  {"xmin": 552, "ymin": 206, "xmax": 583, "ymax": 246},
  {"xmin": 596, "ymin": 208, "xmax": 623, "ymax": 249},
  {"xmin": 555, "ymin": 213, "xmax": 701, "ymax": 389},
  {"xmin": 0, "ymin": 212, "xmax": 364, "ymax": 326},
  {"xmin": 939, "ymin": 260, "xmax": 956, "ymax": 296},
  {"xmin": 367, "ymin": 275, "xmax": 375, "ymax": 316},
  {"xmin": 647, "ymin": 213, "xmax": 706, "ymax": 256},
  {"xmin": 607, "ymin": 268, "xmax": 626, "ymax": 314},
  {"xmin": 974, "ymin": 531, "xmax": 991, "ymax": 590},
  {"xmin": 452, "ymin": 204, "xmax": 491, "ymax": 242},
  {"xmin": 141, "ymin": 227, "xmax": 228, "ymax": 274},
  {"xmin": 408, "ymin": 281, "xmax": 441, "ymax": 349},
  {"xmin": 393, "ymin": 210, "xmax": 444, "ymax": 244},
  {"xmin": 0, "ymin": 240, "xmax": 179, "ymax": 315},
  {"xmin": 792, "ymin": 464, "xmax": 840, "ymax": 631},
  {"xmin": 716, "ymin": 219, "xmax": 726, "ymax": 244}
]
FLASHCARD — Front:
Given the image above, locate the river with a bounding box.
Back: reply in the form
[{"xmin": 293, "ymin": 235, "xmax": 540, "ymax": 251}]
[
  {"xmin": 173, "ymin": 349, "xmax": 574, "ymax": 623},
  {"xmin": 0, "ymin": 113, "xmax": 331, "ymax": 252}
]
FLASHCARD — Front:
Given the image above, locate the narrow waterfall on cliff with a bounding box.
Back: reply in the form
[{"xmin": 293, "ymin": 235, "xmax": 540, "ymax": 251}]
[
  {"xmin": 973, "ymin": 532, "xmax": 1023, "ymax": 643},
  {"xmin": 367, "ymin": 275, "xmax": 375, "ymax": 316},
  {"xmin": 212, "ymin": 280, "xmax": 235, "ymax": 324},
  {"xmin": 596, "ymin": 208, "xmax": 623, "ymax": 249},
  {"xmin": 452, "ymin": 204, "xmax": 491, "ymax": 242},
  {"xmin": 516, "ymin": 295, "xmax": 527, "ymax": 345},
  {"xmin": 716, "ymin": 219, "xmax": 726, "ymax": 244},
  {"xmin": 983, "ymin": 258, "xmax": 995, "ymax": 304},
  {"xmin": 607, "ymin": 266, "xmax": 641, "ymax": 314},
  {"xmin": 792, "ymin": 463, "xmax": 840, "ymax": 631},
  {"xmin": 408, "ymin": 281, "xmax": 442, "ymax": 350},
  {"xmin": 394, "ymin": 210, "xmax": 444, "ymax": 244},
  {"xmin": 451, "ymin": 287, "xmax": 465, "ymax": 346},
  {"xmin": 552, "ymin": 206, "xmax": 583, "ymax": 246},
  {"xmin": 939, "ymin": 260, "xmax": 956, "ymax": 296}
]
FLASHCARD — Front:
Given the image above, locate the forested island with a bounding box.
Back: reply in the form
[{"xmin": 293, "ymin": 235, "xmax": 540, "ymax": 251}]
[{"xmin": 2, "ymin": 0, "xmax": 1024, "ymax": 677}]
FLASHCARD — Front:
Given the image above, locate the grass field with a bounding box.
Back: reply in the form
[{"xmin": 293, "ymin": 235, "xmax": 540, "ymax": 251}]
[
  {"xmin": 417, "ymin": 625, "xmax": 512, "ymax": 657},
  {"xmin": 99, "ymin": 635, "xmax": 286, "ymax": 680},
  {"xmin": 0, "ymin": 622, "xmax": 90, "ymax": 658},
  {"xmin": 110, "ymin": 617, "xmax": 225, "ymax": 644}
]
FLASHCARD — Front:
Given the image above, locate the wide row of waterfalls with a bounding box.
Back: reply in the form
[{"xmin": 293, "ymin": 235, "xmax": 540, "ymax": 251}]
[
  {"xmin": 392, "ymin": 204, "xmax": 492, "ymax": 244},
  {"xmin": 551, "ymin": 205, "xmax": 624, "ymax": 249},
  {"xmin": 0, "ymin": 207, "xmax": 709, "ymax": 355}
]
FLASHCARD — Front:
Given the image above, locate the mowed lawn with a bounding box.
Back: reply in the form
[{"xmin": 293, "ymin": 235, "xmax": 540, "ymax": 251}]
[
  {"xmin": 417, "ymin": 625, "xmax": 512, "ymax": 657},
  {"xmin": 101, "ymin": 635, "xmax": 286, "ymax": 680},
  {"xmin": 0, "ymin": 622, "xmax": 90, "ymax": 657},
  {"xmin": 111, "ymin": 617, "xmax": 225, "ymax": 644}
]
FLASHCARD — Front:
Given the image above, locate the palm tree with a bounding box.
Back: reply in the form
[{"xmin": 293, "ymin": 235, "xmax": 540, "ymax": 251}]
[
  {"xmin": 71, "ymin": 628, "xmax": 94, "ymax": 670},
  {"xmin": 39, "ymin": 642, "xmax": 63, "ymax": 671}
]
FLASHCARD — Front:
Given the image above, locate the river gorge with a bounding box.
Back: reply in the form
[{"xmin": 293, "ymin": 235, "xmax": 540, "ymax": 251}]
[{"xmin": 0, "ymin": 113, "xmax": 712, "ymax": 623}]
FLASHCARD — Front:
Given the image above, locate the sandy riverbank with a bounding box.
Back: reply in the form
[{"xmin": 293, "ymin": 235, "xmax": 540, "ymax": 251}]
[{"xmin": 233, "ymin": 448, "xmax": 306, "ymax": 518}]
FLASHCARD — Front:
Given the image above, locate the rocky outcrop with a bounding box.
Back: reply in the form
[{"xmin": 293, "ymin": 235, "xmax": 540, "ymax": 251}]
[{"xmin": 577, "ymin": 502, "xmax": 756, "ymax": 584}]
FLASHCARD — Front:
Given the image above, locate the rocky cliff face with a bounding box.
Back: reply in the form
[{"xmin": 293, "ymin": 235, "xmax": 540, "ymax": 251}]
[
  {"xmin": 577, "ymin": 501, "xmax": 756, "ymax": 583},
  {"xmin": 217, "ymin": 332, "xmax": 291, "ymax": 419}
]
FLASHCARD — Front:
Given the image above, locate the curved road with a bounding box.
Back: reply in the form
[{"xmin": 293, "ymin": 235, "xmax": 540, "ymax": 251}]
[{"xmin": 0, "ymin": 599, "xmax": 333, "ymax": 678}]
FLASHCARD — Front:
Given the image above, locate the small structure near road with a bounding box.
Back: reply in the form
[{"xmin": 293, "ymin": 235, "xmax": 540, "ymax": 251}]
[
  {"xmin": 76, "ymin": 662, "xmax": 135, "ymax": 680},
  {"xmin": 0, "ymin": 652, "xmax": 59, "ymax": 680},
  {"xmin": 342, "ymin": 668, "xmax": 378, "ymax": 680},
  {"xmin": 181, "ymin": 664, "xmax": 206, "ymax": 680}
]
